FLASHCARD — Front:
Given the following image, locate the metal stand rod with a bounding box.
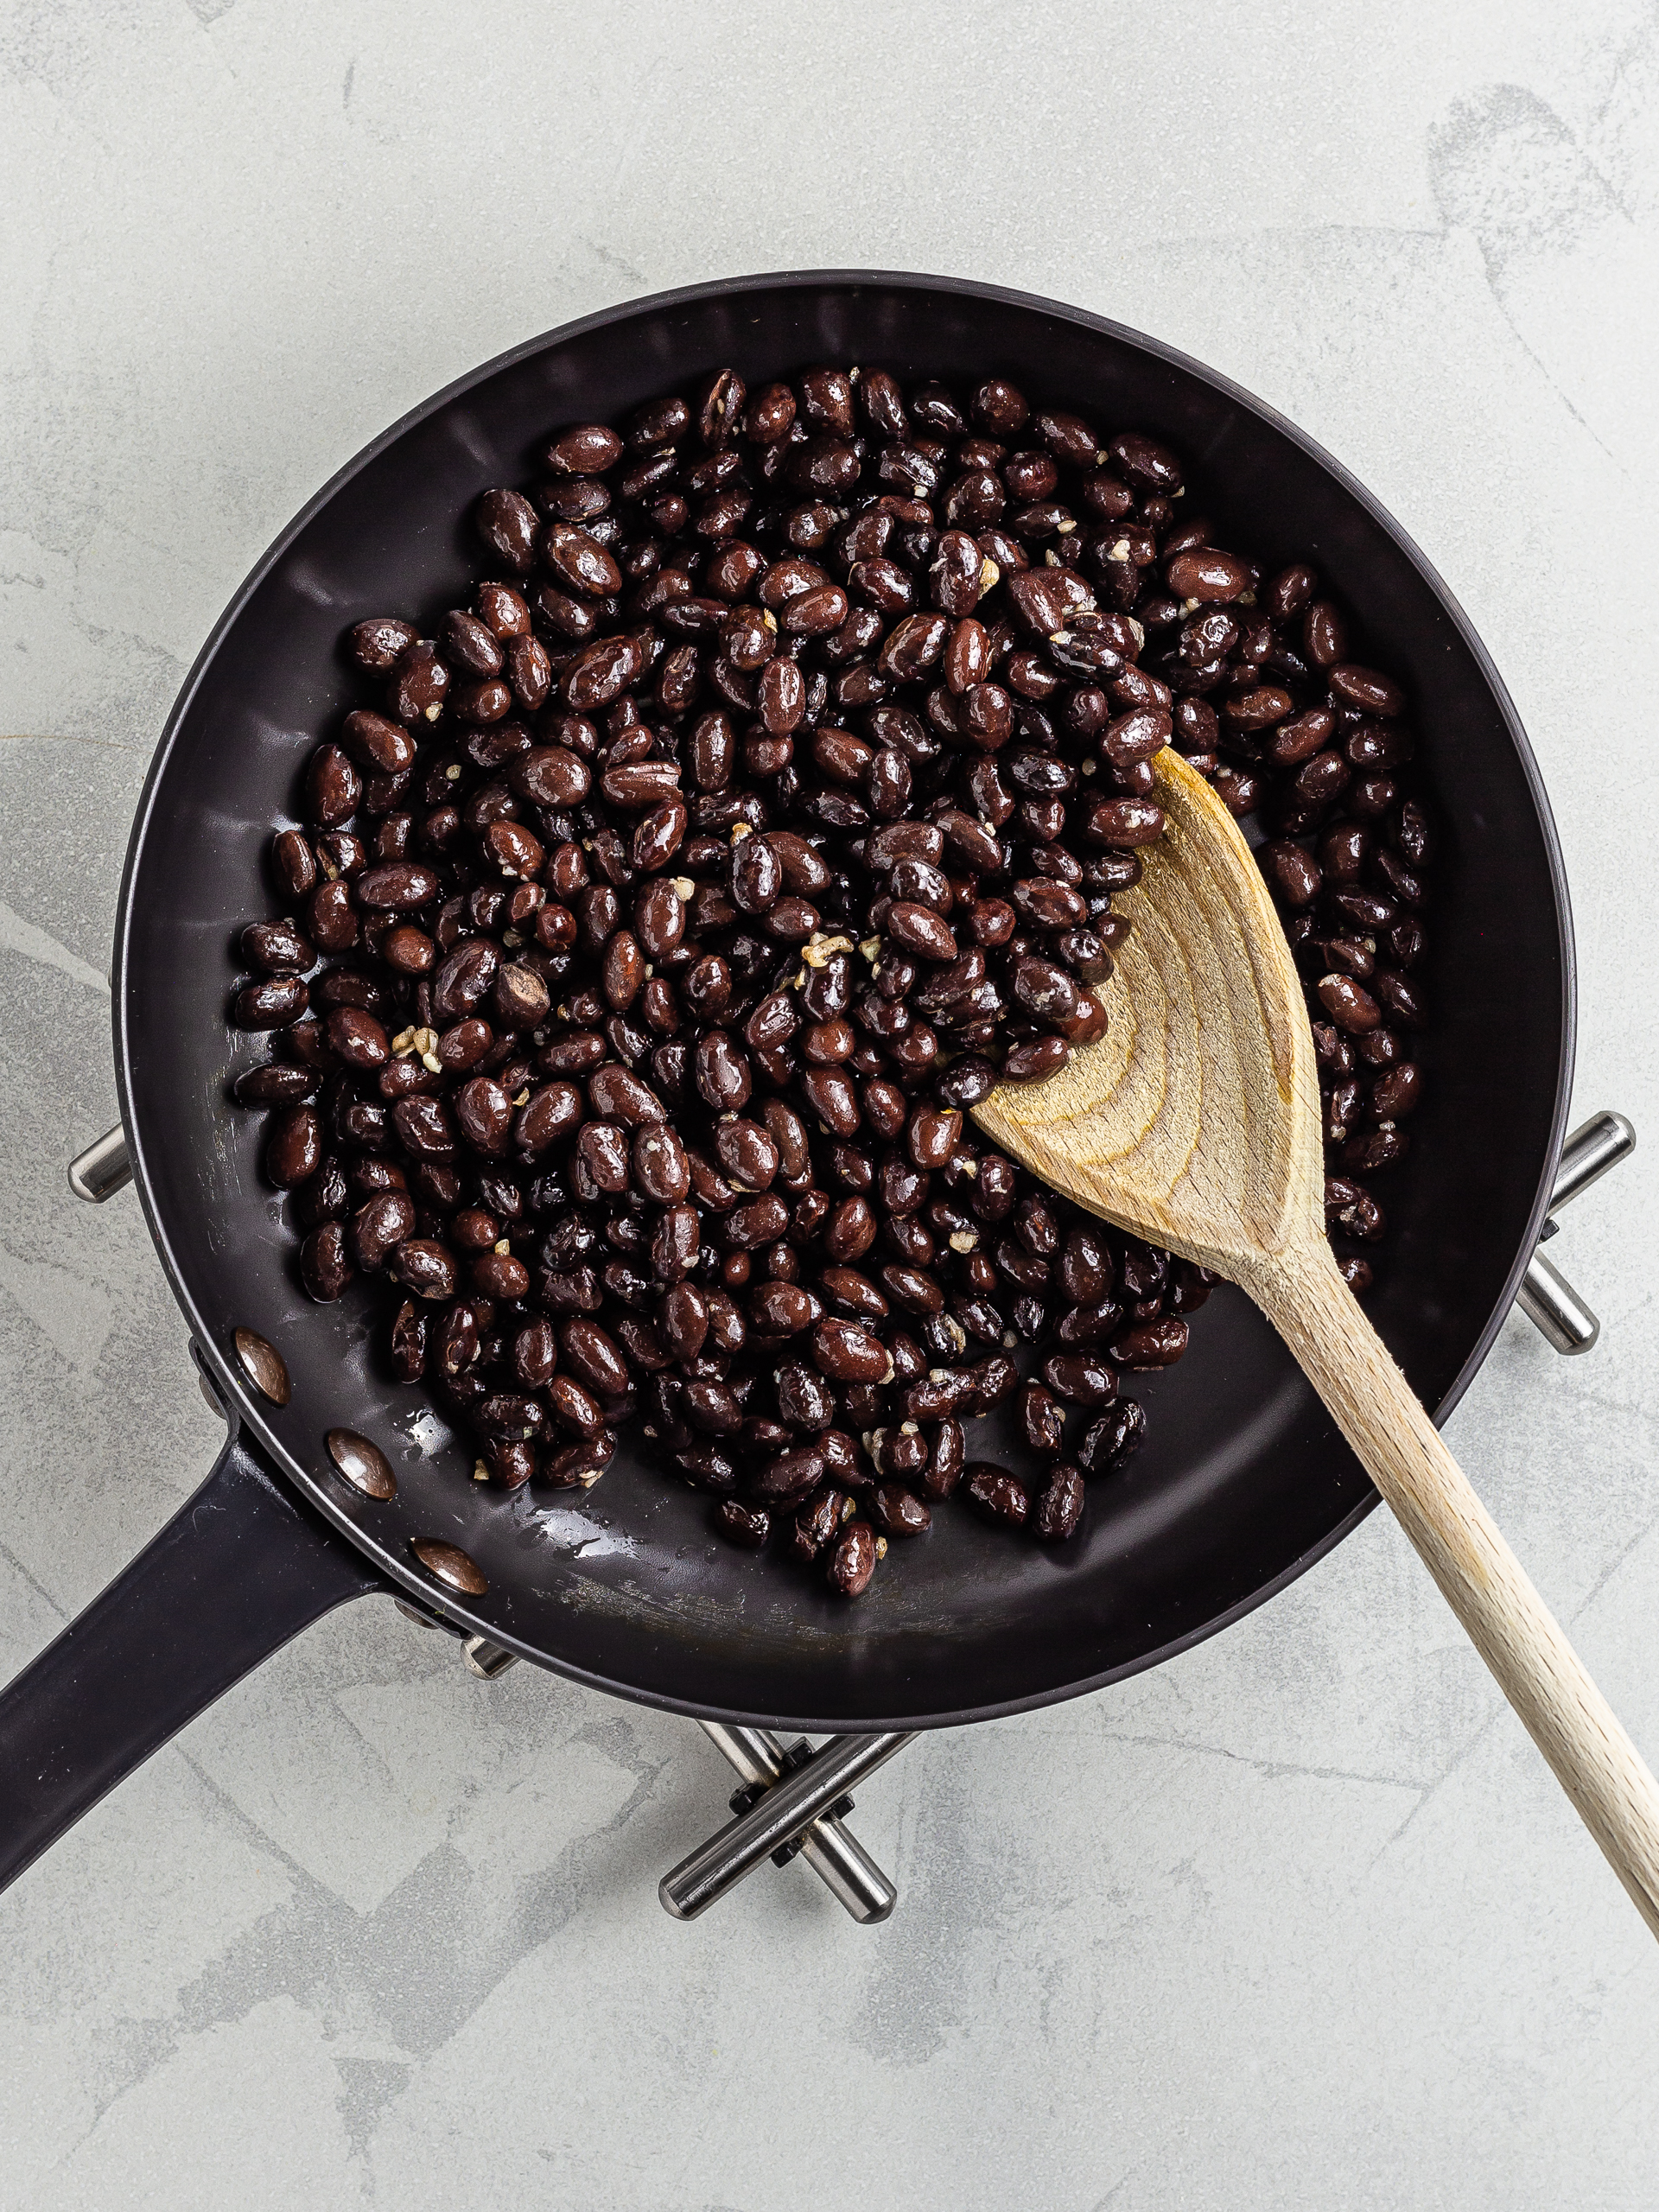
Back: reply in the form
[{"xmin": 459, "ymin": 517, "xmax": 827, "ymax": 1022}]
[
  {"xmin": 696, "ymin": 1723, "xmax": 897, "ymax": 1923},
  {"xmin": 67, "ymin": 1125, "xmax": 132, "ymax": 1204},
  {"xmin": 660, "ymin": 1732, "xmax": 915, "ymax": 1921},
  {"xmin": 1549, "ymin": 1112, "xmax": 1635, "ymax": 1215},
  {"xmin": 1516, "ymin": 1112, "xmax": 1636, "ymax": 1355},
  {"xmin": 1517, "ymin": 1250, "xmax": 1599, "ymax": 1355}
]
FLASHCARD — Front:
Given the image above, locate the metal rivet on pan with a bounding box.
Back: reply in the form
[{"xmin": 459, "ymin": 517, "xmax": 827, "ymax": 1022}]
[
  {"xmin": 232, "ymin": 1327, "xmax": 290, "ymax": 1407},
  {"xmin": 410, "ymin": 1538, "xmax": 488, "ymax": 1596},
  {"xmin": 326, "ymin": 1428, "xmax": 397, "ymax": 1501}
]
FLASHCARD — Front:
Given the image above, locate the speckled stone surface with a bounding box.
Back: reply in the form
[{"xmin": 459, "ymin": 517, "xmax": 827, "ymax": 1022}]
[{"xmin": 3, "ymin": 4, "xmax": 1659, "ymax": 2205}]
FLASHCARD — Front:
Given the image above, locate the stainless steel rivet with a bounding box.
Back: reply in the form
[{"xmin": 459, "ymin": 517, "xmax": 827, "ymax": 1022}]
[
  {"xmin": 410, "ymin": 1537, "xmax": 488, "ymax": 1596},
  {"xmin": 232, "ymin": 1326, "xmax": 291, "ymax": 1407},
  {"xmin": 326, "ymin": 1427, "xmax": 397, "ymax": 1500}
]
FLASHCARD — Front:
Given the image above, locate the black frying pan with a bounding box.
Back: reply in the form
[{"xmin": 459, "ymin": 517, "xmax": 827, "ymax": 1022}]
[{"xmin": 0, "ymin": 272, "xmax": 1573, "ymax": 1896}]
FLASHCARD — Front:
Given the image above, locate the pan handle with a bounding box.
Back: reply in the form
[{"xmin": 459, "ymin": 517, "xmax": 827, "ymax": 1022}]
[{"xmin": 0, "ymin": 1427, "xmax": 384, "ymax": 1895}]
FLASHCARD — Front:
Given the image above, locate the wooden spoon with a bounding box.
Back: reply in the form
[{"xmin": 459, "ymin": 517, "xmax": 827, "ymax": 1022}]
[{"xmin": 976, "ymin": 747, "xmax": 1659, "ymax": 1939}]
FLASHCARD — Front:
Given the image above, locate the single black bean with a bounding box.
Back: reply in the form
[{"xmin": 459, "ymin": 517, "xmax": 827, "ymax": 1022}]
[
  {"xmin": 1020, "ymin": 1379, "xmax": 1066, "ymax": 1455},
  {"xmin": 1317, "ymin": 974, "xmax": 1382, "ymax": 1034},
  {"xmin": 717, "ymin": 1499, "xmax": 772, "ymax": 1548},
  {"xmin": 1110, "ymin": 1319, "xmax": 1189, "ymax": 1369},
  {"xmin": 1033, "ymin": 1462, "xmax": 1086, "ymax": 1541},
  {"xmin": 265, "ymin": 1104, "xmax": 322, "ymax": 1188},
  {"xmin": 325, "ymin": 1006, "xmax": 390, "ymax": 1070},
  {"xmin": 350, "ymin": 1191, "xmax": 416, "ymax": 1271},
  {"xmin": 964, "ymin": 1462, "xmax": 1030, "ymax": 1528},
  {"xmin": 234, "ymin": 976, "xmax": 308, "ymax": 1029},
  {"xmin": 1077, "ymin": 1400, "xmax": 1147, "ymax": 1475},
  {"xmin": 241, "ymin": 920, "xmax": 315, "ymax": 976},
  {"xmin": 826, "ymin": 1519, "xmax": 877, "ymax": 1597},
  {"xmin": 871, "ymin": 1484, "xmax": 931, "ymax": 1537},
  {"xmin": 389, "ymin": 1238, "xmax": 456, "ymax": 1300},
  {"xmin": 235, "ymin": 1062, "xmax": 319, "ymax": 1106},
  {"xmin": 301, "ymin": 1221, "xmax": 353, "ymax": 1301}
]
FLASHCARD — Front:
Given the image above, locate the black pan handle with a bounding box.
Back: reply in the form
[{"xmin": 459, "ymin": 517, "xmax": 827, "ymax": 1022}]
[{"xmin": 0, "ymin": 1427, "xmax": 385, "ymax": 1894}]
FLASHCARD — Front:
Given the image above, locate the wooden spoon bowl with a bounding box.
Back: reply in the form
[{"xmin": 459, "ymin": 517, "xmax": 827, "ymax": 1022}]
[{"xmin": 978, "ymin": 749, "xmax": 1323, "ymax": 1286}]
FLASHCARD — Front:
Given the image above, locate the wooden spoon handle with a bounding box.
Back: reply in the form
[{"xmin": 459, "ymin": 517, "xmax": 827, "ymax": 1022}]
[{"xmin": 1252, "ymin": 1239, "xmax": 1659, "ymax": 1941}]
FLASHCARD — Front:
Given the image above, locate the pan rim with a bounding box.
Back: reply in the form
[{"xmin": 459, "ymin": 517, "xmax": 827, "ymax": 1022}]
[{"xmin": 112, "ymin": 267, "xmax": 1577, "ymax": 1732}]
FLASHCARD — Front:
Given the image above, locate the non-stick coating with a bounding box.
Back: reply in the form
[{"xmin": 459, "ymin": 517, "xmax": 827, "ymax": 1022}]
[{"xmin": 115, "ymin": 272, "xmax": 1573, "ymax": 1732}]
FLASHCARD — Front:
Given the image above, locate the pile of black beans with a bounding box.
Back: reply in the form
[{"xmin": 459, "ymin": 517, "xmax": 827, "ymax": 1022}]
[{"xmin": 228, "ymin": 365, "xmax": 1428, "ymax": 1599}]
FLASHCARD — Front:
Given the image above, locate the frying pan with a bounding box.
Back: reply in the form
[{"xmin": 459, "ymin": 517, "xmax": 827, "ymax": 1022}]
[{"xmin": 0, "ymin": 271, "xmax": 1573, "ymax": 1897}]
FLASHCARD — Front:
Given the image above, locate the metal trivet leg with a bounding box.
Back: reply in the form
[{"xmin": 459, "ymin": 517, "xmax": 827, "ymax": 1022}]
[
  {"xmin": 67, "ymin": 1125, "xmax": 133, "ymax": 1204},
  {"xmin": 1516, "ymin": 1112, "xmax": 1635, "ymax": 1353},
  {"xmin": 679, "ymin": 1724, "xmax": 902, "ymax": 1923},
  {"xmin": 662, "ymin": 1730, "xmax": 913, "ymax": 1923}
]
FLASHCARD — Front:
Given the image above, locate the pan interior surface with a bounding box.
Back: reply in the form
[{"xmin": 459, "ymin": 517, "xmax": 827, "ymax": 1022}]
[{"xmin": 117, "ymin": 273, "xmax": 1571, "ymax": 1729}]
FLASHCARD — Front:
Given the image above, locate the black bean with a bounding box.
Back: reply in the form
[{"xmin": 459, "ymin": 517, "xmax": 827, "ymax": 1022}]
[
  {"xmin": 1020, "ymin": 1379, "xmax": 1066, "ymax": 1455},
  {"xmin": 808, "ymin": 1317, "xmax": 885, "ymax": 1382},
  {"xmin": 1034, "ymin": 1349, "xmax": 1115, "ymax": 1406},
  {"xmin": 1373, "ymin": 969, "xmax": 1427, "ymax": 1030},
  {"xmin": 265, "ymin": 1104, "xmax": 322, "ymax": 1188},
  {"xmin": 547, "ymin": 1370, "xmax": 604, "ymax": 1433},
  {"xmin": 1370, "ymin": 1063, "xmax": 1423, "ymax": 1120},
  {"xmin": 651, "ymin": 1203, "xmax": 701, "ymax": 1283},
  {"xmin": 1084, "ymin": 798, "xmax": 1165, "ymax": 848},
  {"xmin": 301, "ymin": 1222, "xmax": 353, "ymax": 1301},
  {"xmin": 588, "ymin": 1063, "xmax": 665, "ymax": 1124},
  {"xmin": 717, "ymin": 1499, "xmax": 772, "ymax": 1548},
  {"xmin": 887, "ymin": 902, "xmax": 957, "ymax": 962},
  {"xmin": 233, "ymin": 975, "xmax": 308, "ymax": 1029},
  {"xmin": 1033, "ymin": 1462, "xmax": 1086, "ymax": 1541},
  {"xmin": 271, "ymin": 830, "xmax": 318, "ymax": 901},
  {"xmin": 476, "ymin": 487, "xmax": 540, "ymax": 569},
  {"xmin": 241, "ymin": 920, "xmax": 315, "ymax": 976},
  {"xmin": 389, "ymin": 1239, "xmax": 456, "ymax": 1300},
  {"xmin": 1317, "ymin": 974, "xmax": 1382, "ymax": 1034},
  {"xmin": 546, "ymin": 423, "xmax": 623, "ymax": 476},
  {"xmin": 775, "ymin": 1361, "xmax": 836, "ymax": 1431},
  {"xmin": 750, "ymin": 1445, "xmax": 824, "ymax": 1502},
  {"xmin": 349, "ymin": 617, "xmax": 418, "ymax": 671},
  {"xmin": 1110, "ymin": 1319, "xmax": 1189, "ymax": 1369},
  {"xmin": 543, "ymin": 523, "xmax": 622, "ymax": 599},
  {"xmin": 695, "ymin": 1030, "xmax": 752, "ymax": 1111},
  {"xmin": 964, "ymin": 1462, "xmax": 1029, "ymax": 1528},
  {"xmin": 1002, "ymin": 1035, "xmax": 1070, "ymax": 1081},
  {"xmin": 732, "ymin": 833, "xmax": 783, "ymax": 912},
  {"xmin": 785, "ymin": 1484, "xmax": 844, "ymax": 1561},
  {"xmin": 1077, "ymin": 1400, "xmax": 1147, "ymax": 1475},
  {"xmin": 235, "ymin": 1062, "xmax": 319, "ymax": 1106},
  {"xmin": 388, "ymin": 1300, "xmax": 428, "ymax": 1381},
  {"xmin": 871, "ymin": 1484, "xmax": 931, "ymax": 1536},
  {"xmin": 324, "ymin": 1006, "xmax": 390, "ymax": 1070},
  {"xmin": 350, "ymin": 1191, "xmax": 416, "ymax": 1271},
  {"xmin": 827, "ymin": 1519, "xmax": 877, "ymax": 1596}
]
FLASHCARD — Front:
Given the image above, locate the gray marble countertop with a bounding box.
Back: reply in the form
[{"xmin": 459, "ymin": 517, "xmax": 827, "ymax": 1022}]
[{"xmin": 4, "ymin": 3, "xmax": 1659, "ymax": 2205}]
